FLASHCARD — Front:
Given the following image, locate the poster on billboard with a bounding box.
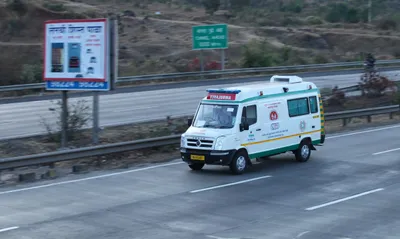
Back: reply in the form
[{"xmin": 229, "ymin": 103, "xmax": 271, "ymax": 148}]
[{"xmin": 43, "ymin": 18, "xmax": 110, "ymax": 91}]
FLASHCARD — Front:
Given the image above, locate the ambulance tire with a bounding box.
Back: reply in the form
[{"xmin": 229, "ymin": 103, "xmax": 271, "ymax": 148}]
[
  {"xmin": 294, "ymin": 140, "xmax": 311, "ymax": 162},
  {"xmin": 229, "ymin": 151, "xmax": 248, "ymax": 175},
  {"xmin": 189, "ymin": 163, "xmax": 204, "ymax": 171}
]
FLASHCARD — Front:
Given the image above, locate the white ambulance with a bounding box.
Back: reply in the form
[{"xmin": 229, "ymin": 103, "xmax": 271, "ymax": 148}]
[{"xmin": 180, "ymin": 75, "xmax": 325, "ymax": 174}]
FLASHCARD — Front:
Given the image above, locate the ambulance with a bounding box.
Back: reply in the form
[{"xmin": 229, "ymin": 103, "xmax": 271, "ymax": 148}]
[{"xmin": 180, "ymin": 75, "xmax": 325, "ymax": 174}]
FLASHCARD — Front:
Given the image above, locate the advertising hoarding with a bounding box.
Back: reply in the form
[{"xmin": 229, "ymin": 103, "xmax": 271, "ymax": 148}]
[{"xmin": 43, "ymin": 18, "xmax": 110, "ymax": 91}]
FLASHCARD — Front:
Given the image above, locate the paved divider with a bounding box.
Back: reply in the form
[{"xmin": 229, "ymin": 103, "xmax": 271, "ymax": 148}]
[{"xmin": 0, "ymin": 105, "xmax": 398, "ymax": 174}]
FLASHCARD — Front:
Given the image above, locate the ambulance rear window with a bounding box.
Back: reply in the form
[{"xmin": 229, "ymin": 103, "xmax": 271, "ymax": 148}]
[{"xmin": 287, "ymin": 98, "xmax": 309, "ymax": 117}]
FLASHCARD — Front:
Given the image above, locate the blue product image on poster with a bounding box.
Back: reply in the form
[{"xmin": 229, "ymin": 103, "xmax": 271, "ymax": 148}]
[{"xmin": 68, "ymin": 43, "xmax": 81, "ymax": 73}]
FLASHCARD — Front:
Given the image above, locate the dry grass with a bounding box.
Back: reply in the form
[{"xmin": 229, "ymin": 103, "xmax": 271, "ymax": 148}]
[{"xmin": 1, "ymin": 0, "xmax": 400, "ymax": 83}]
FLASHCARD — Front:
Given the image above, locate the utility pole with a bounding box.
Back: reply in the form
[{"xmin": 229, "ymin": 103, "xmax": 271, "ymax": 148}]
[{"xmin": 368, "ymin": 0, "xmax": 372, "ymax": 23}]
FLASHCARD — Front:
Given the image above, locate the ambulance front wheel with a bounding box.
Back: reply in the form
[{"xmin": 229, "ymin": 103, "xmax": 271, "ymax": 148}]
[
  {"xmin": 294, "ymin": 141, "xmax": 311, "ymax": 162},
  {"xmin": 229, "ymin": 151, "xmax": 248, "ymax": 175},
  {"xmin": 189, "ymin": 163, "xmax": 204, "ymax": 171}
]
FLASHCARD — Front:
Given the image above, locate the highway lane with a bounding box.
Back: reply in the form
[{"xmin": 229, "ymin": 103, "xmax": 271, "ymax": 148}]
[
  {"xmin": 1, "ymin": 70, "xmax": 400, "ymax": 140},
  {"xmin": 1, "ymin": 70, "xmax": 400, "ymax": 141},
  {"xmin": 1, "ymin": 67, "xmax": 400, "ymax": 105},
  {"xmin": 0, "ymin": 124, "xmax": 399, "ymax": 238}
]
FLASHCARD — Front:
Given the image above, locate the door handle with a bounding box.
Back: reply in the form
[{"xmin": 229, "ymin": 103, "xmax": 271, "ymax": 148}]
[
  {"xmin": 256, "ymin": 129, "xmax": 261, "ymax": 131},
  {"xmin": 312, "ymin": 126, "xmax": 315, "ymax": 128}
]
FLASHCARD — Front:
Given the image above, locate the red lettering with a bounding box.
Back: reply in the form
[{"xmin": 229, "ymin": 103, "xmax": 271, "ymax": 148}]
[{"xmin": 207, "ymin": 93, "xmax": 236, "ymax": 100}]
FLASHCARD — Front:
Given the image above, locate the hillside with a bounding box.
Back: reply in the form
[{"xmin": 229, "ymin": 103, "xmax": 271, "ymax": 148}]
[{"xmin": 1, "ymin": 0, "xmax": 400, "ymax": 86}]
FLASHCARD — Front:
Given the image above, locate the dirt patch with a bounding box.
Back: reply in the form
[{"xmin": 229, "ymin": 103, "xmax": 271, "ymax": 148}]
[{"xmin": 3, "ymin": 0, "xmax": 400, "ymax": 86}]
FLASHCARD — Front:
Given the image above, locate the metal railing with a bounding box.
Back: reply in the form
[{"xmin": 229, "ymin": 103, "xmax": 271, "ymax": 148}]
[
  {"xmin": 0, "ymin": 105, "xmax": 398, "ymax": 170},
  {"xmin": 1, "ymin": 59, "xmax": 400, "ymax": 93}
]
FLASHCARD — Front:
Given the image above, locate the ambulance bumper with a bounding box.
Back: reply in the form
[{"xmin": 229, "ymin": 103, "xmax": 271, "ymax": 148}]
[{"xmin": 180, "ymin": 148, "xmax": 236, "ymax": 165}]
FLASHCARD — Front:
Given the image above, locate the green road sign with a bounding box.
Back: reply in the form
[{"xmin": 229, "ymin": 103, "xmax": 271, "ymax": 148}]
[{"xmin": 192, "ymin": 24, "xmax": 228, "ymax": 50}]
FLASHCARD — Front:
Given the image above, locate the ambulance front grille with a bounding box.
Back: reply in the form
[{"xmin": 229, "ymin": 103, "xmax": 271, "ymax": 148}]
[{"xmin": 187, "ymin": 138, "xmax": 214, "ymax": 148}]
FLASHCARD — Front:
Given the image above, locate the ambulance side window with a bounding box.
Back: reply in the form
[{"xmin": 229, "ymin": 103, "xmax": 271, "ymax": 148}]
[
  {"xmin": 242, "ymin": 105, "xmax": 257, "ymax": 126},
  {"xmin": 309, "ymin": 96, "xmax": 318, "ymax": 114},
  {"xmin": 287, "ymin": 98, "xmax": 309, "ymax": 117}
]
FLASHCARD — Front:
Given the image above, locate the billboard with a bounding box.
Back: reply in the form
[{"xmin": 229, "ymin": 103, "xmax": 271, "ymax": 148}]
[{"xmin": 43, "ymin": 18, "xmax": 110, "ymax": 91}]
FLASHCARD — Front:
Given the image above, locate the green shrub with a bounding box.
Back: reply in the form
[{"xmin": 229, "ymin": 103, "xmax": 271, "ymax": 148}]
[
  {"xmin": 20, "ymin": 64, "xmax": 42, "ymax": 84},
  {"xmin": 313, "ymin": 55, "xmax": 330, "ymax": 64},
  {"xmin": 325, "ymin": 3, "xmax": 361, "ymax": 23},
  {"xmin": 43, "ymin": 3, "xmax": 66, "ymax": 12},
  {"xmin": 6, "ymin": 0, "xmax": 27, "ymax": 15},
  {"xmin": 377, "ymin": 19, "xmax": 397, "ymax": 30},
  {"xmin": 202, "ymin": 0, "xmax": 220, "ymax": 15},
  {"xmin": 280, "ymin": 0, "xmax": 303, "ymax": 13},
  {"xmin": 3, "ymin": 18, "xmax": 25, "ymax": 36},
  {"xmin": 306, "ymin": 16, "xmax": 323, "ymax": 25},
  {"xmin": 241, "ymin": 40, "xmax": 278, "ymax": 68}
]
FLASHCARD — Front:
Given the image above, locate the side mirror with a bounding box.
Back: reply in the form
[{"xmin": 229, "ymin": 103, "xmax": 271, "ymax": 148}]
[
  {"xmin": 239, "ymin": 117, "xmax": 249, "ymax": 132},
  {"xmin": 187, "ymin": 118, "xmax": 193, "ymax": 127}
]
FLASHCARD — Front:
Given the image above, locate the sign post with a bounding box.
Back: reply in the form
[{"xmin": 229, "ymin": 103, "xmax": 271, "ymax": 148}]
[
  {"xmin": 192, "ymin": 24, "xmax": 228, "ymax": 71},
  {"xmin": 43, "ymin": 18, "xmax": 117, "ymax": 147}
]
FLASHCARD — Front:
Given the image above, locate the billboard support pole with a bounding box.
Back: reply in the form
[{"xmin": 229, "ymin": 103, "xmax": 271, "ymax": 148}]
[
  {"xmin": 61, "ymin": 91, "xmax": 68, "ymax": 148},
  {"xmin": 110, "ymin": 18, "xmax": 118, "ymax": 91},
  {"xmin": 221, "ymin": 49, "xmax": 225, "ymax": 70},
  {"xmin": 200, "ymin": 50, "xmax": 204, "ymax": 72},
  {"xmin": 92, "ymin": 91, "xmax": 99, "ymax": 144}
]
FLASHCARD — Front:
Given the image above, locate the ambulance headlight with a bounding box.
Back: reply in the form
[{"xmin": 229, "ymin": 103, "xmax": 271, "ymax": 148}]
[
  {"xmin": 214, "ymin": 136, "xmax": 225, "ymax": 150},
  {"xmin": 180, "ymin": 135, "xmax": 186, "ymax": 147}
]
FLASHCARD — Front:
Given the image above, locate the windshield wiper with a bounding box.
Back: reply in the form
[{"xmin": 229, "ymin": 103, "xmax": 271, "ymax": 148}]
[{"xmin": 215, "ymin": 125, "xmax": 232, "ymax": 129}]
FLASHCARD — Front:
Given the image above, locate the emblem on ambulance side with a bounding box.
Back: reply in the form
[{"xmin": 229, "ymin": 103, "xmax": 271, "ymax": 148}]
[
  {"xmin": 271, "ymin": 122, "xmax": 280, "ymax": 130},
  {"xmin": 270, "ymin": 110, "xmax": 278, "ymax": 121},
  {"xmin": 300, "ymin": 120, "xmax": 306, "ymax": 132}
]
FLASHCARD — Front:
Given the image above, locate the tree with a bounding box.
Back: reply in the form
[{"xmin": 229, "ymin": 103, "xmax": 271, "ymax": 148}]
[{"xmin": 202, "ymin": 0, "xmax": 220, "ymax": 15}]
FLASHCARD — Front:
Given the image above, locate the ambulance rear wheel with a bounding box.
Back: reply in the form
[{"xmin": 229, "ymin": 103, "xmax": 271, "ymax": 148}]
[
  {"xmin": 189, "ymin": 163, "xmax": 204, "ymax": 171},
  {"xmin": 230, "ymin": 151, "xmax": 248, "ymax": 175},
  {"xmin": 295, "ymin": 141, "xmax": 311, "ymax": 162}
]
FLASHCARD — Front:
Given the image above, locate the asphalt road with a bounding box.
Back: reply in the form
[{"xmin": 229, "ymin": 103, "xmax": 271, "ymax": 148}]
[
  {"xmin": 0, "ymin": 124, "xmax": 399, "ymax": 238},
  {"xmin": 1, "ymin": 70, "xmax": 400, "ymax": 140}
]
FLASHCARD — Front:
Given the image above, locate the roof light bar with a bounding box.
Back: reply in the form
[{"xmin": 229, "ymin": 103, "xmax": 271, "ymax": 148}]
[{"xmin": 206, "ymin": 89, "xmax": 241, "ymax": 94}]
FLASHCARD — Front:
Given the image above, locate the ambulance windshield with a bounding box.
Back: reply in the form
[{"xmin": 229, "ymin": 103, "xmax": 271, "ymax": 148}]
[{"xmin": 193, "ymin": 103, "xmax": 238, "ymax": 129}]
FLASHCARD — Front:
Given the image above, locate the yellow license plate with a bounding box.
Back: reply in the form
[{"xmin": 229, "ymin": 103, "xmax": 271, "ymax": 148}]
[{"xmin": 190, "ymin": 155, "xmax": 205, "ymax": 161}]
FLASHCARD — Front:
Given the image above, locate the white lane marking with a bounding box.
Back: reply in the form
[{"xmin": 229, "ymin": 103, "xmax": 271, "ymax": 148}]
[
  {"xmin": 0, "ymin": 162, "xmax": 184, "ymax": 196},
  {"xmin": 326, "ymin": 124, "xmax": 400, "ymax": 140},
  {"xmin": 0, "ymin": 226, "xmax": 19, "ymax": 233},
  {"xmin": 295, "ymin": 231, "xmax": 310, "ymax": 238},
  {"xmin": 190, "ymin": 175, "xmax": 272, "ymax": 193},
  {"xmin": 305, "ymin": 188, "xmax": 384, "ymax": 211},
  {"xmin": 373, "ymin": 147, "xmax": 400, "ymax": 156},
  {"xmin": 207, "ymin": 236, "xmax": 240, "ymax": 239}
]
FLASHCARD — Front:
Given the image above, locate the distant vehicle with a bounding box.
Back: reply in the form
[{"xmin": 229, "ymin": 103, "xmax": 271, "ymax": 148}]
[
  {"xmin": 69, "ymin": 57, "xmax": 79, "ymax": 68},
  {"xmin": 180, "ymin": 75, "xmax": 325, "ymax": 174}
]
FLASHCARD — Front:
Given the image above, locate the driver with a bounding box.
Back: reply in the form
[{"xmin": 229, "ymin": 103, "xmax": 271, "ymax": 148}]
[{"xmin": 217, "ymin": 107, "xmax": 232, "ymax": 126}]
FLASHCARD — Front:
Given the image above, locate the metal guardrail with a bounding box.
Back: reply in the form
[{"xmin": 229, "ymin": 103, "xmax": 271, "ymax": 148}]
[
  {"xmin": 0, "ymin": 105, "xmax": 398, "ymax": 170},
  {"xmin": 117, "ymin": 59, "xmax": 400, "ymax": 82},
  {"xmin": 0, "ymin": 135, "xmax": 180, "ymax": 170},
  {"xmin": 1, "ymin": 59, "xmax": 400, "ymax": 92},
  {"xmin": 324, "ymin": 105, "xmax": 399, "ymax": 121}
]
